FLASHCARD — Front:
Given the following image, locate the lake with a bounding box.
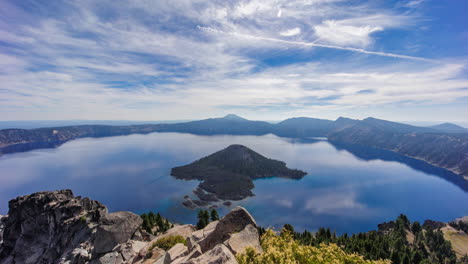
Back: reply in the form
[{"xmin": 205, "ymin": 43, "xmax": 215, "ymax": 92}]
[{"xmin": 0, "ymin": 132, "xmax": 467, "ymax": 234}]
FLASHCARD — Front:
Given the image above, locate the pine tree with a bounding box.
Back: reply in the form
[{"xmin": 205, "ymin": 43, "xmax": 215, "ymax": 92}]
[
  {"xmin": 196, "ymin": 210, "xmax": 209, "ymax": 229},
  {"xmin": 210, "ymin": 209, "xmax": 219, "ymax": 221}
]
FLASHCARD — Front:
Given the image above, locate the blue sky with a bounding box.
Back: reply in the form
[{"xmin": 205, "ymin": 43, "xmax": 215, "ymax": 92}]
[{"xmin": 1, "ymin": 0, "xmax": 467, "ymax": 123}]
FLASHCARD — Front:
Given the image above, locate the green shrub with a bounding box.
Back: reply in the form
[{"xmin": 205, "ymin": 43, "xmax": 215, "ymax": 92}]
[
  {"xmin": 237, "ymin": 229, "xmax": 390, "ymax": 264},
  {"xmin": 150, "ymin": 235, "xmax": 186, "ymax": 251}
]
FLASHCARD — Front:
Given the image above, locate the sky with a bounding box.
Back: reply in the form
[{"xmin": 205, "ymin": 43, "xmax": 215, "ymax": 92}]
[{"xmin": 1, "ymin": 0, "xmax": 468, "ymax": 123}]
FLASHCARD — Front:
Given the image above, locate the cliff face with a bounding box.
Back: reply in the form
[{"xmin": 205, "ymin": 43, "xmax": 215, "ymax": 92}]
[
  {"xmin": 328, "ymin": 118, "xmax": 468, "ymax": 180},
  {"xmin": 0, "ymin": 190, "xmax": 262, "ymax": 264},
  {"xmin": 0, "ymin": 190, "xmax": 144, "ymax": 264}
]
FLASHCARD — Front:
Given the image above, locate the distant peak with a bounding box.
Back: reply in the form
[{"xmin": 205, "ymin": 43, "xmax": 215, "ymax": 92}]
[
  {"xmin": 222, "ymin": 114, "xmax": 247, "ymax": 121},
  {"xmin": 363, "ymin": 117, "xmax": 379, "ymax": 121},
  {"xmin": 436, "ymin": 122, "xmax": 463, "ymax": 128},
  {"xmin": 336, "ymin": 117, "xmax": 354, "ymax": 121},
  {"xmin": 225, "ymin": 144, "xmax": 248, "ymax": 151}
]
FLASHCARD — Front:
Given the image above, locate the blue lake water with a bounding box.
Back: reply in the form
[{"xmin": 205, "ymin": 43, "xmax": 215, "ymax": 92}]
[{"xmin": 0, "ymin": 132, "xmax": 467, "ymax": 234}]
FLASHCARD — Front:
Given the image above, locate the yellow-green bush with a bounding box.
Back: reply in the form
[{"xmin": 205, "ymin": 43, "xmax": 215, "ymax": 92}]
[
  {"xmin": 237, "ymin": 229, "xmax": 391, "ymax": 264},
  {"xmin": 149, "ymin": 235, "xmax": 186, "ymax": 251}
]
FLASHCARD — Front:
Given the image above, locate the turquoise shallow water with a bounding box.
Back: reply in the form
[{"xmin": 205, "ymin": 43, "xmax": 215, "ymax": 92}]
[{"xmin": 0, "ymin": 132, "xmax": 467, "ymax": 234}]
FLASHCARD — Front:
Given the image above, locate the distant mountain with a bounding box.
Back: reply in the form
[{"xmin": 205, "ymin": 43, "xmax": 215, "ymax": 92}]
[
  {"xmin": 328, "ymin": 117, "xmax": 468, "ymax": 180},
  {"xmin": 274, "ymin": 117, "xmax": 333, "ymax": 137},
  {"xmin": 331, "ymin": 117, "xmax": 360, "ymax": 131},
  {"xmin": 0, "ymin": 124, "xmax": 163, "ymax": 154},
  {"xmin": 429, "ymin": 123, "xmax": 468, "ymax": 133},
  {"xmin": 156, "ymin": 115, "xmax": 274, "ymax": 135},
  {"xmin": 171, "ymin": 144, "xmax": 306, "ymax": 201}
]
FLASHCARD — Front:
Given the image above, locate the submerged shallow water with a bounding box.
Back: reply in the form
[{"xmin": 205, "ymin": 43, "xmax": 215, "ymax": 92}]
[{"xmin": 0, "ymin": 132, "xmax": 467, "ymax": 234}]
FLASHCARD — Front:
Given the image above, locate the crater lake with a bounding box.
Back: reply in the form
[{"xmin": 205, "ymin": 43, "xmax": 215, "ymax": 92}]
[{"xmin": 1, "ymin": 132, "xmax": 467, "ymax": 234}]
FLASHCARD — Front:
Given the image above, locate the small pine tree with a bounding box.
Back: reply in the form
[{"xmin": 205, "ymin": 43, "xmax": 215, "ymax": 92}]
[
  {"xmin": 197, "ymin": 210, "xmax": 209, "ymax": 229},
  {"xmin": 210, "ymin": 209, "xmax": 219, "ymax": 221},
  {"xmin": 412, "ymin": 221, "xmax": 422, "ymax": 235}
]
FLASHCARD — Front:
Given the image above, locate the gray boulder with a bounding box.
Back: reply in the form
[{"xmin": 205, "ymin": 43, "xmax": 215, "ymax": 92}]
[
  {"xmin": 163, "ymin": 243, "xmax": 188, "ymax": 264},
  {"xmin": 139, "ymin": 247, "xmax": 165, "ymax": 263},
  {"xmin": 94, "ymin": 211, "xmax": 143, "ymax": 254},
  {"xmin": 198, "ymin": 207, "xmax": 256, "ymax": 252},
  {"xmin": 65, "ymin": 247, "xmax": 90, "ymax": 264},
  {"xmin": 182, "ymin": 244, "xmax": 237, "ymax": 264},
  {"xmin": 170, "ymin": 244, "xmax": 202, "ymax": 264},
  {"xmin": 224, "ymin": 224, "xmax": 262, "ymax": 255},
  {"xmin": 93, "ymin": 251, "xmax": 124, "ymax": 264},
  {"xmin": 187, "ymin": 221, "xmax": 218, "ymax": 251},
  {"xmin": 118, "ymin": 240, "xmax": 147, "ymax": 262}
]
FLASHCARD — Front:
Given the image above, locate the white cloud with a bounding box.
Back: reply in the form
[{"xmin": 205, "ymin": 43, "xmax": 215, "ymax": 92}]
[
  {"xmin": 280, "ymin": 27, "xmax": 301, "ymax": 37},
  {"xmin": 314, "ymin": 20, "xmax": 382, "ymax": 47},
  {"xmin": 405, "ymin": 0, "xmax": 426, "ymax": 8},
  {"xmin": 0, "ymin": 0, "xmax": 467, "ymax": 122}
]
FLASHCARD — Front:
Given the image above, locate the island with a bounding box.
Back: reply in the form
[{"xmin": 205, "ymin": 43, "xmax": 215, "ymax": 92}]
[{"xmin": 171, "ymin": 144, "xmax": 307, "ymax": 207}]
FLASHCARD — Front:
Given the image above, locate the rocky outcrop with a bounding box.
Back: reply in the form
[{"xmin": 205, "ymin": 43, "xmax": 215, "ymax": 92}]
[
  {"xmin": 139, "ymin": 225, "xmax": 195, "ymax": 258},
  {"xmin": 183, "ymin": 244, "xmax": 237, "ymax": 264},
  {"xmin": 94, "ymin": 211, "xmax": 143, "ymax": 253},
  {"xmin": 163, "ymin": 243, "xmax": 188, "ymax": 264},
  {"xmin": 224, "ymin": 224, "xmax": 262, "ymax": 255},
  {"xmin": 0, "ymin": 190, "xmax": 145, "ymax": 264},
  {"xmin": 0, "ymin": 190, "xmax": 262, "ymax": 264},
  {"xmin": 196, "ymin": 206, "xmax": 257, "ymax": 253},
  {"xmin": 135, "ymin": 206, "xmax": 261, "ymax": 264}
]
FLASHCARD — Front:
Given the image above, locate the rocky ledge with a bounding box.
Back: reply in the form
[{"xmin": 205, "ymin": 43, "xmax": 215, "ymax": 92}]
[{"xmin": 0, "ymin": 190, "xmax": 261, "ymax": 264}]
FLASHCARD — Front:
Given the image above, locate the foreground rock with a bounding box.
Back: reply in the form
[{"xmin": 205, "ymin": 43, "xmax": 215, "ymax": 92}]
[
  {"xmin": 224, "ymin": 224, "xmax": 262, "ymax": 255},
  {"xmin": 196, "ymin": 206, "xmax": 258, "ymax": 253},
  {"xmin": 0, "ymin": 190, "xmax": 144, "ymax": 264},
  {"xmin": 94, "ymin": 211, "xmax": 143, "ymax": 253},
  {"xmin": 0, "ymin": 190, "xmax": 262, "ymax": 264},
  {"xmin": 183, "ymin": 244, "xmax": 237, "ymax": 264}
]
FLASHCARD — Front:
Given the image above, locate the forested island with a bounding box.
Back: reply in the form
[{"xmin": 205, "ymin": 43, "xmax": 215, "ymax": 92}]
[{"xmin": 171, "ymin": 144, "xmax": 307, "ymax": 206}]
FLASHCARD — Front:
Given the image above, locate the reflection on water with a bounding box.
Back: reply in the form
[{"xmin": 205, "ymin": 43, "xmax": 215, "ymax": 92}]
[
  {"xmin": 329, "ymin": 142, "xmax": 468, "ymax": 192},
  {"xmin": 0, "ymin": 132, "xmax": 467, "ymax": 234}
]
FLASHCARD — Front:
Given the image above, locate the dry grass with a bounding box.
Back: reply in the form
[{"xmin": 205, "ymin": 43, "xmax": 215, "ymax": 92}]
[{"xmin": 442, "ymin": 225, "xmax": 468, "ymax": 258}]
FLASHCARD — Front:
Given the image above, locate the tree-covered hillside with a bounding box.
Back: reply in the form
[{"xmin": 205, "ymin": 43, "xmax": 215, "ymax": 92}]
[{"xmin": 261, "ymin": 214, "xmax": 464, "ymax": 264}]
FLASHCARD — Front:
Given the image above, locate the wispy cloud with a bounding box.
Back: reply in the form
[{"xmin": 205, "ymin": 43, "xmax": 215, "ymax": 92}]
[
  {"xmin": 198, "ymin": 26, "xmax": 434, "ymax": 62},
  {"xmin": 280, "ymin": 27, "xmax": 301, "ymax": 37},
  {"xmin": 0, "ymin": 0, "xmax": 467, "ymax": 121}
]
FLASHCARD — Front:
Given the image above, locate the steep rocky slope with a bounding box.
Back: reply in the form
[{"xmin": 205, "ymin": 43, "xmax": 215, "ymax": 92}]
[{"xmin": 328, "ymin": 117, "xmax": 468, "ymax": 180}]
